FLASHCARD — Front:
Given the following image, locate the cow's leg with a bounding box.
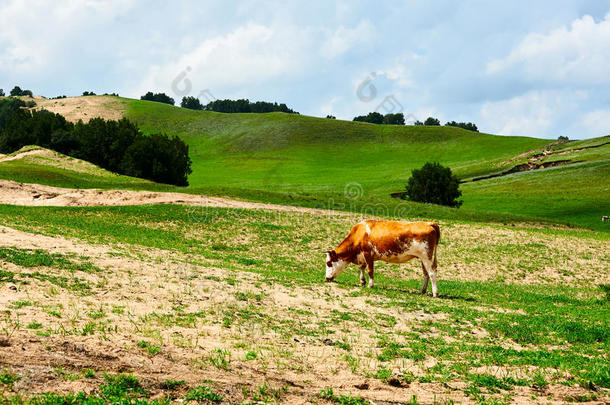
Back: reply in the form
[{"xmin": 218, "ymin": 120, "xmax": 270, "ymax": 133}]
[
  {"xmin": 422, "ymin": 257, "xmax": 438, "ymax": 297},
  {"xmin": 365, "ymin": 255, "xmax": 375, "ymax": 288},
  {"xmin": 420, "ymin": 262, "xmax": 429, "ymax": 294},
  {"xmin": 359, "ymin": 264, "xmax": 367, "ymax": 286}
]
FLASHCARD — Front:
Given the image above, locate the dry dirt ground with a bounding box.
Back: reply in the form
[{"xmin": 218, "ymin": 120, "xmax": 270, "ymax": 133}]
[
  {"xmin": 0, "ymin": 179, "xmax": 334, "ymax": 215},
  {"xmin": 0, "ymin": 186, "xmax": 608, "ymax": 404},
  {"xmin": 1, "ymin": 224, "xmax": 606, "ymax": 405},
  {"xmin": 27, "ymin": 95, "xmax": 125, "ymax": 123}
]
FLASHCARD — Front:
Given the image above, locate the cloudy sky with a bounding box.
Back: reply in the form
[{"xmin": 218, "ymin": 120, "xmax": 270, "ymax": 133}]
[{"xmin": 1, "ymin": 0, "xmax": 609, "ymax": 139}]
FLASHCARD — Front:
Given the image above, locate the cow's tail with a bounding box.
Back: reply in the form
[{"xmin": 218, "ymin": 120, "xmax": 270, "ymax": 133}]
[
  {"xmin": 429, "ymin": 222, "xmax": 440, "ymax": 243},
  {"xmin": 429, "ymin": 222, "xmax": 440, "ymax": 269}
]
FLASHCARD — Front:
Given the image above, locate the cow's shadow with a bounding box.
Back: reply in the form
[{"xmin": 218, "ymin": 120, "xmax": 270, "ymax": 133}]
[{"xmin": 349, "ymin": 283, "xmax": 478, "ymax": 303}]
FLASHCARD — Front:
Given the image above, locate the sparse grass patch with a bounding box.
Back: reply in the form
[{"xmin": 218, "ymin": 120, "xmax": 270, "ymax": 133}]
[
  {"xmin": 0, "ymin": 369, "xmax": 20, "ymax": 386},
  {"xmin": 136, "ymin": 340, "xmax": 161, "ymax": 355},
  {"xmin": 208, "ymin": 349, "xmax": 230, "ymax": 370},
  {"xmin": 319, "ymin": 388, "xmax": 370, "ymax": 405},
  {"xmin": 184, "ymin": 384, "xmax": 223, "ymax": 402}
]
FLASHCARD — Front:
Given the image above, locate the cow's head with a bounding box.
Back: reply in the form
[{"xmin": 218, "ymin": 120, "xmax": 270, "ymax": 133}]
[{"xmin": 325, "ymin": 250, "xmax": 347, "ymax": 282}]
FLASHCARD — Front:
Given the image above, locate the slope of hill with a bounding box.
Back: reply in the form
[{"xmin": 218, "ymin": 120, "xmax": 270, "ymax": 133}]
[
  {"xmin": 0, "ymin": 145, "xmax": 166, "ymax": 190},
  {"xmin": 124, "ymin": 98, "xmax": 550, "ymax": 192},
  {"xmin": 5, "ymin": 95, "xmax": 609, "ymax": 231}
]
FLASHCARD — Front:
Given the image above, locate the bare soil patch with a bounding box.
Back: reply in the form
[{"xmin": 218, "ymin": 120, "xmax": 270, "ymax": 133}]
[
  {"xmin": 27, "ymin": 95, "xmax": 125, "ymax": 123},
  {"xmin": 0, "ymin": 179, "xmax": 337, "ymax": 215}
]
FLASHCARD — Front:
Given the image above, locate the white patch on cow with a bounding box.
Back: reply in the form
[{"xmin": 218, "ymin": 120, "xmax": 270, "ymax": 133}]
[{"xmin": 377, "ymin": 239, "xmax": 429, "ymax": 264}]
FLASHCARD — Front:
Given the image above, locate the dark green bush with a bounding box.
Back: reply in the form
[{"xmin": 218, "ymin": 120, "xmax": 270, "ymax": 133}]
[
  {"xmin": 404, "ymin": 162, "xmax": 462, "ymax": 207},
  {"xmin": 140, "ymin": 92, "xmax": 175, "ymax": 105}
]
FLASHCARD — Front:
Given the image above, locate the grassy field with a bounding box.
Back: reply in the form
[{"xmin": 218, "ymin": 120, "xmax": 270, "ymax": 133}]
[
  {"xmin": 0, "ymin": 203, "xmax": 608, "ymax": 404},
  {"xmin": 123, "ymin": 98, "xmax": 609, "ymax": 232},
  {"xmin": 1, "ymin": 96, "xmax": 609, "ymax": 231},
  {"xmin": 124, "ymin": 98, "xmax": 550, "ymax": 192}
]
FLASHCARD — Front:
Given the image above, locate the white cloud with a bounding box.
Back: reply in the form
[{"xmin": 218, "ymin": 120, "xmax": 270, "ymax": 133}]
[
  {"xmin": 0, "ymin": 0, "xmax": 136, "ymax": 73},
  {"xmin": 134, "ymin": 20, "xmax": 376, "ymax": 99},
  {"xmin": 580, "ymin": 109, "xmax": 610, "ymax": 137},
  {"xmin": 320, "ymin": 20, "xmax": 374, "ymax": 58},
  {"xmin": 133, "ymin": 23, "xmax": 312, "ymax": 97},
  {"xmin": 479, "ymin": 90, "xmax": 586, "ymax": 138},
  {"xmin": 487, "ymin": 13, "xmax": 610, "ymax": 85}
]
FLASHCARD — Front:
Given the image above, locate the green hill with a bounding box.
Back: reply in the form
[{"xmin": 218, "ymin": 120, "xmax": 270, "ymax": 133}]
[
  {"xmin": 1, "ymin": 96, "xmax": 608, "ymax": 231},
  {"xmin": 0, "ymin": 145, "xmax": 170, "ymax": 191},
  {"xmin": 125, "ymin": 98, "xmax": 550, "ymax": 192},
  {"xmin": 123, "ymin": 98, "xmax": 609, "ymax": 230}
]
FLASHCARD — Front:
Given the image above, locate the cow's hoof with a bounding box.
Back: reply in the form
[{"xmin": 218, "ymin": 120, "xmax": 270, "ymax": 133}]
[{"xmin": 359, "ymin": 281, "xmax": 366, "ymax": 286}]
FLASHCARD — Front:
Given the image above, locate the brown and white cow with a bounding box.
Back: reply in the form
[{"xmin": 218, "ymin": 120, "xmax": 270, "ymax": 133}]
[{"xmin": 325, "ymin": 220, "xmax": 441, "ymax": 297}]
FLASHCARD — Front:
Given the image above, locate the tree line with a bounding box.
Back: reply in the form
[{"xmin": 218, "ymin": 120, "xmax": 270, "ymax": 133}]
[
  {"xmin": 182, "ymin": 97, "xmax": 299, "ymax": 114},
  {"xmin": 353, "ymin": 112, "xmax": 405, "ymax": 125},
  {"xmin": 353, "ymin": 112, "xmax": 478, "ymax": 132},
  {"xmin": 0, "ymin": 98, "xmax": 191, "ymax": 186},
  {"xmin": 0, "ymin": 86, "xmax": 34, "ymax": 97}
]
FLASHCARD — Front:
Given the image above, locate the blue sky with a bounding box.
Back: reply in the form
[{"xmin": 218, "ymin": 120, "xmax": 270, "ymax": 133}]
[{"xmin": 1, "ymin": 0, "xmax": 610, "ymax": 139}]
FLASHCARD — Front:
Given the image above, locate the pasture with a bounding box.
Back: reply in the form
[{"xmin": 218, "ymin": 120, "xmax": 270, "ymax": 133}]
[{"xmin": 0, "ymin": 203, "xmax": 608, "ymax": 404}]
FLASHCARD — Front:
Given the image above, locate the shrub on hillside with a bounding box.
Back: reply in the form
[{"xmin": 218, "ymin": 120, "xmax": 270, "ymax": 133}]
[
  {"xmin": 82, "ymin": 91, "xmax": 97, "ymax": 96},
  {"xmin": 0, "ymin": 89, "xmax": 4, "ymax": 97},
  {"xmin": 353, "ymin": 112, "xmax": 405, "ymax": 125},
  {"xmin": 382, "ymin": 113, "xmax": 405, "ymax": 125},
  {"xmin": 9, "ymin": 86, "xmax": 33, "ymax": 97},
  {"xmin": 122, "ymin": 133, "xmax": 192, "ymax": 186},
  {"xmin": 326, "ymin": 115, "xmax": 336, "ymax": 119},
  {"xmin": 424, "ymin": 117, "xmax": 440, "ymax": 126},
  {"xmin": 140, "ymin": 92, "xmax": 175, "ymax": 105},
  {"xmin": 445, "ymin": 121, "xmax": 478, "ymax": 132},
  {"xmin": 181, "ymin": 96, "xmax": 204, "ymax": 110},
  {"xmin": 404, "ymin": 162, "xmax": 462, "ymax": 207},
  {"xmin": 203, "ymin": 99, "xmax": 298, "ymax": 114},
  {"xmin": 353, "ymin": 112, "xmax": 384, "ymax": 124}
]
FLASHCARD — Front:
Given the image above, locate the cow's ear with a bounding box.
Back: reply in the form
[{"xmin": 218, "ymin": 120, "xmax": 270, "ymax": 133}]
[{"xmin": 330, "ymin": 250, "xmax": 338, "ymax": 261}]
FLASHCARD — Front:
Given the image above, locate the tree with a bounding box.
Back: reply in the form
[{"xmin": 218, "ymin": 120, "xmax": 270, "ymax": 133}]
[
  {"xmin": 181, "ymin": 96, "xmax": 203, "ymax": 110},
  {"xmin": 424, "ymin": 117, "xmax": 440, "ymax": 126},
  {"xmin": 9, "ymin": 86, "xmax": 32, "ymax": 97},
  {"xmin": 82, "ymin": 91, "xmax": 96, "ymax": 96},
  {"xmin": 382, "ymin": 113, "xmax": 405, "ymax": 125},
  {"xmin": 326, "ymin": 115, "xmax": 336, "ymax": 119},
  {"xmin": 140, "ymin": 92, "xmax": 175, "ymax": 105},
  {"xmin": 404, "ymin": 162, "xmax": 462, "ymax": 207},
  {"xmin": 558, "ymin": 135, "xmax": 569, "ymax": 141},
  {"xmin": 413, "ymin": 120, "xmax": 423, "ymax": 126},
  {"xmin": 0, "ymin": 89, "xmax": 4, "ymax": 97},
  {"xmin": 122, "ymin": 133, "xmax": 192, "ymax": 186},
  {"xmin": 202, "ymin": 99, "xmax": 298, "ymax": 114},
  {"xmin": 445, "ymin": 121, "xmax": 478, "ymax": 132},
  {"xmin": 353, "ymin": 111, "xmax": 384, "ymax": 124}
]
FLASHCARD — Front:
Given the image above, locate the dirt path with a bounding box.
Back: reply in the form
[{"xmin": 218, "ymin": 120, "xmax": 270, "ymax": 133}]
[
  {"xmin": 0, "ymin": 149, "xmax": 48, "ymax": 163},
  {"xmin": 0, "ymin": 179, "xmax": 338, "ymax": 215}
]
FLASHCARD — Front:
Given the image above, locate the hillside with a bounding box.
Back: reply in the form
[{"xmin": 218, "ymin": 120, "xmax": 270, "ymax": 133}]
[
  {"xmin": 0, "ymin": 145, "xmax": 166, "ymax": 190},
  {"xmin": 6, "ymin": 95, "xmax": 610, "ymax": 231}
]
